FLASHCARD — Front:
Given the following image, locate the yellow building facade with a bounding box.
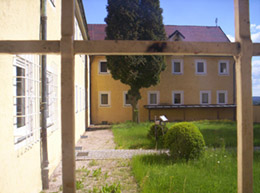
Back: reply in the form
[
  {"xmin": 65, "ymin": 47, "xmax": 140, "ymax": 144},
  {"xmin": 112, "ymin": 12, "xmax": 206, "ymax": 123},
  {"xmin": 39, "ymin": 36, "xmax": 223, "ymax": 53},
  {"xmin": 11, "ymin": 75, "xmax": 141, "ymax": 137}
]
[
  {"xmin": 0, "ymin": 1, "xmax": 88, "ymax": 193},
  {"xmin": 89, "ymin": 24, "xmax": 237, "ymax": 124}
]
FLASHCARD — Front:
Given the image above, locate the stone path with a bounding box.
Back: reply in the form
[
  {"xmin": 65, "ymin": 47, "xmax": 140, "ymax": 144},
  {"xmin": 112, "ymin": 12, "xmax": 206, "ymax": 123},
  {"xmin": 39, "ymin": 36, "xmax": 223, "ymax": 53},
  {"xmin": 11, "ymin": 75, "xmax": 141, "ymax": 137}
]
[{"xmin": 43, "ymin": 128, "xmax": 165, "ymax": 193}]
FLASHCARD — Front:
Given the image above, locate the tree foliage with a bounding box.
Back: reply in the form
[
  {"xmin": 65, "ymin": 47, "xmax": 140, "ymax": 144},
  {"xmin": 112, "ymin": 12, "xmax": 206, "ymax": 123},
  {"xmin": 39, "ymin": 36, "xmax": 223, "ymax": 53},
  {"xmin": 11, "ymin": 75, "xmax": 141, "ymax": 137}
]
[{"xmin": 105, "ymin": 0, "xmax": 166, "ymax": 122}]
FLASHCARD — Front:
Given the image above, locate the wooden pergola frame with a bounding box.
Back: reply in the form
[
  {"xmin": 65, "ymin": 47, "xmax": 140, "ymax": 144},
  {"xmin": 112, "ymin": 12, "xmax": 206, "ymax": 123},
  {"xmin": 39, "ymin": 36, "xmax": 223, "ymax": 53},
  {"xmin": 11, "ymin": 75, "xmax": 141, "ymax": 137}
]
[{"xmin": 0, "ymin": 0, "xmax": 260, "ymax": 192}]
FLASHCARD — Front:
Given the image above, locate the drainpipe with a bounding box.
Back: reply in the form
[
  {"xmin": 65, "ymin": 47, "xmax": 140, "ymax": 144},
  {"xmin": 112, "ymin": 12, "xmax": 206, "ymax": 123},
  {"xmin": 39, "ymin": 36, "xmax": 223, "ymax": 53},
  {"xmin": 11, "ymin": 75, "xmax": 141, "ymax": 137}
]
[
  {"xmin": 233, "ymin": 61, "xmax": 236, "ymax": 121},
  {"xmin": 40, "ymin": 0, "xmax": 49, "ymax": 189}
]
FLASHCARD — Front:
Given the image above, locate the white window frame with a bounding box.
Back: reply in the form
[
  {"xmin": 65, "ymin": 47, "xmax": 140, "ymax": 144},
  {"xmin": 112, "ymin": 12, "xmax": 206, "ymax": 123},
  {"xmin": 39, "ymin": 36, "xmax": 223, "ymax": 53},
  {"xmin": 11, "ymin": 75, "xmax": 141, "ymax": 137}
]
[
  {"xmin": 99, "ymin": 91, "xmax": 111, "ymax": 107},
  {"xmin": 148, "ymin": 91, "xmax": 160, "ymax": 105},
  {"xmin": 172, "ymin": 59, "xmax": 183, "ymax": 74},
  {"xmin": 195, "ymin": 59, "xmax": 207, "ymax": 75},
  {"xmin": 98, "ymin": 60, "xmax": 109, "ymax": 74},
  {"xmin": 218, "ymin": 60, "xmax": 229, "ymax": 75},
  {"xmin": 123, "ymin": 91, "xmax": 131, "ymax": 107},
  {"xmin": 46, "ymin": 65, "xmax": 58, "ymax": 130},
  {"xmin": 75, "ymin": 85, "xmax": 78, "ymax": 113},
  {"xmin": 200, "ymin": 90, "xmax": 211, "ymax": 105},
  {"xmin": 172, "ymin": 91, "xmax": 184, "ymax": 105},
  {"xmin": 13, "ymin": 55, "xmax": 40, "ymax": 149},
  {"xmin": 217, "ymin": 90, "xmax": 228, "ymax": 104}
]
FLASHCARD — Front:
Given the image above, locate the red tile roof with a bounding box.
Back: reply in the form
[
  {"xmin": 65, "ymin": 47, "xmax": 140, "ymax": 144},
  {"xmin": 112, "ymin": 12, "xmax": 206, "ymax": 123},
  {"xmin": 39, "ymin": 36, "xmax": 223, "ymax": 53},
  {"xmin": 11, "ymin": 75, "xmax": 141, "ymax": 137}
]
[{"xmin": 87, "ymin": 24, "xmax": 230, "ymax": 42}]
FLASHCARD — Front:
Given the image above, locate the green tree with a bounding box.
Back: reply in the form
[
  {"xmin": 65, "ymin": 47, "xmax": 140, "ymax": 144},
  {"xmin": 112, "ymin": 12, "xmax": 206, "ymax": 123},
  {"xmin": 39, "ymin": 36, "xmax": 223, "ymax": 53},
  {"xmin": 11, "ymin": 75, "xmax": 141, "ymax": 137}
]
[{"xmin": 105, "ymin": 0, "xmax": 166, "ymax": 122}]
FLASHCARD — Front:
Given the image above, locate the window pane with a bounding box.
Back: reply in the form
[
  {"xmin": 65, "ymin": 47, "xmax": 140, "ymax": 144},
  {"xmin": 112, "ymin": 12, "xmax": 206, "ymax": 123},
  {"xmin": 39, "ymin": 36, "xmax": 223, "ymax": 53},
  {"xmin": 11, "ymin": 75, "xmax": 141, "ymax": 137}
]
[
  {"xmin": 174, "ymin": 62, "xmax": 181, "ymax": 73},
  {"xmin": 220, "ymin": 63, "xmax": 227, "ymax": 73},
  {"xmin": 101, "ymin": 94, "xmax": 108, "ymax": 105},
  {"xmin": 150, "ymin": 93, "xmax": 157, "ymax": 104},
  {"xmin": 100, "ymin": 62, "xmax": 108, "ymax": 73},
  {"xmin": 219, "ymin": 93, "xmax": 225, "ymax": 103},
  {"xmin": 16, "ymin": 66, "xmax": 25, "ymax": 128},
  {"xmin": 197, "ymin": 62, "xmax": 204, "ymax": 73},
  {"xmin": 125, "ymin": 94, "xmax": 131, "ymax": 105},
  {"xmin": 174, "ymin": 93, "xmax": 181, "ymax": 104},
  {"xmin": 202, "ymin": 93, "xmax": 208, "ymax": 104}
]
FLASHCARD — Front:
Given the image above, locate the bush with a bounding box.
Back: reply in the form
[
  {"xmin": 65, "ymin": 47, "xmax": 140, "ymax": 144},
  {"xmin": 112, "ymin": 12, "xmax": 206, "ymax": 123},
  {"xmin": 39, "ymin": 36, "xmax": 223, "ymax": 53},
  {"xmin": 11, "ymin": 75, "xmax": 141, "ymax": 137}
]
[
  {"xmin": 147, "ymin": 124, "xmax": 168, "ymax": 147},
  {"xmin": 164, "ymin": 122, "xmax": 205, "ymax": 161}
]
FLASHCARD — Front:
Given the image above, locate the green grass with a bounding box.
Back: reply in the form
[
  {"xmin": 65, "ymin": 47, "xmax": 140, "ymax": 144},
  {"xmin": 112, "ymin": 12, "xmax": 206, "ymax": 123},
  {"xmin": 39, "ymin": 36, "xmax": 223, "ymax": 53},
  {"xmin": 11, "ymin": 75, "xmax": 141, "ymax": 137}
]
[
  {"xmin": 112, "ymin": 120, "xmax": 260, "ymax": 149},
  {"xmin": 131, "ymin": 149, "xmax": 260, "ymax": 193}
]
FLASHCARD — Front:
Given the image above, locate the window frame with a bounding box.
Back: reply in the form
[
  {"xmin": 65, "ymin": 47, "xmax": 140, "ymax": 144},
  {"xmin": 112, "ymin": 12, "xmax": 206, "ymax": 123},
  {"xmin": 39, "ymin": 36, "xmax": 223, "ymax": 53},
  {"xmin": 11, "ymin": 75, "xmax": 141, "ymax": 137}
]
[
  {"xmin": 200, "ymin": 90, "xmax": 211, "ymax": 105},
  {"xmin": 172, "ymin": 91, "xmax": 184, "ymax": 105},
  {"xmin": 218, "ymin": 60, "xmax": 230, "ymax": 75},
  {"xmin": 98, "ymin": 60, "xmax": 109, "ymax": 74},
  {"xmin": 123, "ymin": 91, "xmax": 131, "ymax": 107},
  {"xmin": 148, "ymin": 91, "xmax": 160, "ymax": 105},
  {"xmin": 172, "ymin": 59, "xmax": 183, "ymax": 74},
  {"xmin": 195, "ymin": 59, "xmax": 207, "ymax": 75},
  {"xmin": 217, "ymin": 90, "xmax": 228, "ymax": 104},
  {"xmin": 99, "ymin": 91, "xmax": 111, "ymax": 107}
]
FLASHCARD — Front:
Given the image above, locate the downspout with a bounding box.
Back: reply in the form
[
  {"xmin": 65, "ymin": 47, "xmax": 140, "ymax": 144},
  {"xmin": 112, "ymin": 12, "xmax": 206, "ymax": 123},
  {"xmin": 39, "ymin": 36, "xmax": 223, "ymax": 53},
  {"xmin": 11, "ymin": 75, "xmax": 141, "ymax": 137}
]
[
  {"xmin": 233, "ymin": 61, "xmax": 236, "ymax": 121},
  {"xmin": 40, "ymin": 0, "xmax": 49, "ymax": 189}
]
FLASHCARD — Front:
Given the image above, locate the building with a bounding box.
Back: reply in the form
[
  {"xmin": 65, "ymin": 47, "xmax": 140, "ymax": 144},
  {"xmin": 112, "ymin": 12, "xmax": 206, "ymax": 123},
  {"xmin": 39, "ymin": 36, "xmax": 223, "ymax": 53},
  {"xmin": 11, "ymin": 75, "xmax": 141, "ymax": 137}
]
[
  {"xmin": 0, "ymin": 0, "xmax": 89, "ymax": 193},
  {"xmin": 88, "ymin": 24, "xmax": 237, "ymax": 124}
]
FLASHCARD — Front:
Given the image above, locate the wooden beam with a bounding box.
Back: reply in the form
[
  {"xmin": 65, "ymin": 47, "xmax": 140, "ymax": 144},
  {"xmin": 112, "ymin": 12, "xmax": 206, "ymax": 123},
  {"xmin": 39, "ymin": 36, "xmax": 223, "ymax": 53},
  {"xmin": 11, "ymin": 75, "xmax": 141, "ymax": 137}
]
[
  {"xmin": 234, "ymin": 0, "xmax": 254, "ymax": 193},
  {"xmin": 253, "ymin": 43, "xmax": 260, "ymax": 56},
  {"xmin": 74, "ymin": 40, "xmax": 240, "ymax": 56},
  {"xmin": 0, "ymin": 41, "xmax": 60, "ymax": 54},
  {"xmin": 61, "ymin": 0, "xmax": 76, "ymax": 193}
]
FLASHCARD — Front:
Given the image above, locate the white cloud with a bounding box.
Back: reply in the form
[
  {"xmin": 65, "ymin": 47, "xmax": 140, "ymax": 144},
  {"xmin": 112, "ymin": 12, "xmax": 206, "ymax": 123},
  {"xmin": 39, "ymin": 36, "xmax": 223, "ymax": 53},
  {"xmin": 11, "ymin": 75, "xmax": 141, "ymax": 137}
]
[
  {"xmin": 252, "ymin": 58, "xmax": 260, "ymax": 96},
  {"xmin": 252, "ymin": 31, "xmax": 260, "ymax": 43},
  {"xmin": 257, "ymin": 25, "xmax": 260, "ymax": 30},
  {"xmin": 227, "ymin": 34, "xmax": 235, "ymax": 42}
]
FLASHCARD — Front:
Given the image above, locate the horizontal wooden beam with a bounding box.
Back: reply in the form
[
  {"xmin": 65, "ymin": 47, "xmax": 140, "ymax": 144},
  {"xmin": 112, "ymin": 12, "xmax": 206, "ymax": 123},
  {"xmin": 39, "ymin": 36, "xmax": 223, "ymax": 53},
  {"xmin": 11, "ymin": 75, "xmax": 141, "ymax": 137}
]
[
  {"xmin": 0, "ymin": 40, "xmax": 259, "ymax": 56},
  {"xmin": 253, "ymin": 43, "xmax": 260, "ymax": 56},
  {"xmin": 74, "ymin": 40, "xmax": 240, "ymax": 56},
  {"xmin": 0, "ymin": 41, "xmax": 60, "ymax": 54}
]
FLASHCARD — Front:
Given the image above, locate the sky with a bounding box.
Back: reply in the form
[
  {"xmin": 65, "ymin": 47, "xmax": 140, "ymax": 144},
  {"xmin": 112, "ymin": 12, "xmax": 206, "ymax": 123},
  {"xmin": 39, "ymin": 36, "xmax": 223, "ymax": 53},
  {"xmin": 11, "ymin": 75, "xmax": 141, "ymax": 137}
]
[{"xmin": 83, "ymin": 0, "xmax": 260, "ymax": 96}]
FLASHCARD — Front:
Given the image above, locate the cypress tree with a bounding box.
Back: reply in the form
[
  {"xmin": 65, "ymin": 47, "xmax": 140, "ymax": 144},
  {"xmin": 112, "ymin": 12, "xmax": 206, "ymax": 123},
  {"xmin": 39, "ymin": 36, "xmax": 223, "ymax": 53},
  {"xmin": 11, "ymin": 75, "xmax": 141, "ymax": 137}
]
[{"xmin": 105, "ymin": 0, "xmax": 166, "ymax": 123}]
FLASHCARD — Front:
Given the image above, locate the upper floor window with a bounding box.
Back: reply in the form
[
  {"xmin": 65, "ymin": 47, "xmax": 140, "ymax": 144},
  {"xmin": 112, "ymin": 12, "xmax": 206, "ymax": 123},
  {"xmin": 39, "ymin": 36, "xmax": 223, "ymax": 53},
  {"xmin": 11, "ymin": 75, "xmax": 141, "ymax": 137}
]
[
  {"xmin": 195, "ymin": 59, "xmax": 207, "ymax": 75},
  {"xmin": 123, "ymin": 92, "xmax": 131, "ymax": 107},
  {"xmin": 99, "ymin": 91, "xmax": 111, "ymax": 107},
  {"xmin": 99, "ymin": 61, "xmax": 109, "ymax": 74},
  {"xmin": 172, "ymin": 59, "xmax": 183, "ymax": 74},
  {"xmin": 218, "ymin": 60, "xmax": 229, "ymax": 75},
  {"xmin": 217, "ymin": 90, "xmax": 228, "ymax": 104},
  {"xmin": 200, "ymin": 91, "xmax": 211, "ymax": 104},
  {"xmin": 172, "ymin": 91, "xmax": 184, "ymax": 105},
  {"xmin": 148, "ymin": 91, "xmax": 159, "ymax": 105}
]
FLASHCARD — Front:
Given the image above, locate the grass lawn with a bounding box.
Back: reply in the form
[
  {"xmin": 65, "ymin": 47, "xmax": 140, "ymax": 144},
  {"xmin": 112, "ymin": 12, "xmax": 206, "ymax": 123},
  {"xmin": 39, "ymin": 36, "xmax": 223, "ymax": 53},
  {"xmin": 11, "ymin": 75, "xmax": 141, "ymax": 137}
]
[
  {"xmin": 112, "ymin": 120, "xmax": 260, "ymax": 149},
  {"xmin": 131, "ymin": 149, "xmax": 260, "ymax": 193}
]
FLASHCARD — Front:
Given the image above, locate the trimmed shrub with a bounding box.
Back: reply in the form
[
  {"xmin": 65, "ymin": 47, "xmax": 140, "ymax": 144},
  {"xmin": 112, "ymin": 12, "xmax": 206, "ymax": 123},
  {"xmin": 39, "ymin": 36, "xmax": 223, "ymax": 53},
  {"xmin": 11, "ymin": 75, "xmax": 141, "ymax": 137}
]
[
  {"xmin": 164, "ymin": 122, "xmax": 205, "ymax": 161},
  {"xmin": 147, "ymin": 124, "xmax": 168, "ymax": 147}
]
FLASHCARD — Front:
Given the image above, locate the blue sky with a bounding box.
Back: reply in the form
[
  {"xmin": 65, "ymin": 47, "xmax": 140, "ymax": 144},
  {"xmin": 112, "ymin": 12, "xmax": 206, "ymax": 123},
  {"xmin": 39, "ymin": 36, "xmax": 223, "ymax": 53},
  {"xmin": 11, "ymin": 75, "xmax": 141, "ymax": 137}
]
[{"xmin": 83, "ymin": 0, "xmax": 260, "ymax": 96}]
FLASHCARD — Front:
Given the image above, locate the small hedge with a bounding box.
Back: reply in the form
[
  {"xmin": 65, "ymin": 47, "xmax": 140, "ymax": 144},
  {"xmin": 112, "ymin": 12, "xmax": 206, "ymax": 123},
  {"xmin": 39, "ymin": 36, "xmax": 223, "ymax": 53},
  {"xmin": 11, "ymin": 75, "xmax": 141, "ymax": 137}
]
[
  {"xmin": 164, "ymin": 122, "xmax": 205, "ymax": 161},
  {"xmin": 147, "ymin": 124, "xmax": 168, "ymax": 147}
]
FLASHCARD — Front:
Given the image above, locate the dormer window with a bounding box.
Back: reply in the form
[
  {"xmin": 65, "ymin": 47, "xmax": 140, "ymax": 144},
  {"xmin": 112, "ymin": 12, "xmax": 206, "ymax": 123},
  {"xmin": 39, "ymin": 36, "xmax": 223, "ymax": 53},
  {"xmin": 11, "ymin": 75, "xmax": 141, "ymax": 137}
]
[{"xmin": 168, "ymin": 30, "xmax": 185, "ymax": 41}]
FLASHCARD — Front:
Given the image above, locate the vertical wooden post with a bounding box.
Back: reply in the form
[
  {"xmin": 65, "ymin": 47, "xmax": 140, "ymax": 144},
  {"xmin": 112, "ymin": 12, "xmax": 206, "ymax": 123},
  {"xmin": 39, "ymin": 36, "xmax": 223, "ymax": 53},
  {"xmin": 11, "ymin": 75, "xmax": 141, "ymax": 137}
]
[
  {"xmin": 234, "ymin": 0, "xmax": 254, "ymax": 193},
  {"xmin": 61, "ymin": 0, "xmax": 76, "ymax": 192}
]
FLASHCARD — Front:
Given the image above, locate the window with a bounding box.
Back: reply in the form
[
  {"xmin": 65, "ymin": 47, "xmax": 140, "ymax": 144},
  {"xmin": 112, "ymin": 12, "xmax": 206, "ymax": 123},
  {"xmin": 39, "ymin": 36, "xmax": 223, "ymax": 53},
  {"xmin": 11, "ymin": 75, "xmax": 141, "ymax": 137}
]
[
  {"xmin": 123, "ymin": 91, "xmax": 131, "ymax": 106},
  {"xmin": 195, "ymin": 59, "xmax": 207, "ymax": 75},
  {"xmin": 172, "ymin": 59, "xmax": 183, "ymax": 74},
  {"xmin": 218, "ymin": 60, "xmax": 229, "ymax": 75},
  {"xmin": 200, "ymin": 91, "xmax": 211, "ymax": 104},
  {"xmin": 99, "ymin": 61, "xmax": 109, "ymax": 74},
  {"xmin": 46, "ymin": 69, "xmax": 58, "ymax": 129},
  {"xmin": 172, "ymin": 91, "xmax": 184, "ymax": 105},
  {"xmin": 148, "ymin": 91, "xmax": 159, "ymax": 105},
  {"xmin": 13, "ymin": 55, "xmax": 40, "ymax": 148},
  {"xmin": 217, "ymin": 90, "xmax": 228, "ymax": 104},
  {"xmin": 99, "ymin": 92, "xmax": 111, "ymax": 107}
]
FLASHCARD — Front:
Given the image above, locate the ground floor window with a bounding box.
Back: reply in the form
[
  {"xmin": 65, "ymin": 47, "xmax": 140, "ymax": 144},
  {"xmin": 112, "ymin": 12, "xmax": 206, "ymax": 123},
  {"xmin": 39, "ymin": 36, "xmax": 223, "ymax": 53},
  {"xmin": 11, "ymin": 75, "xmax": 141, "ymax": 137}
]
[
  {"xmin": 200, "ymin": 91, "xmax": 211, "ymax": 104},
  {"xmin": 217, "ymin": 90, "xmax": 228, "ymax": 104},
  {"xmin": 123, "ymin": 91, "xmax": 131, "ymax": 106},
  {"xmin": 148, "ymin": 91, "xmax": 159, "ymax": 105},
  {"xmin": 172, "ymin": 91, "xmax": 184, "ymax": 105},
  {"xmin": 13, "ymin": 55, "xmax": 40, "ymax": 149},
  {"xmin": 99, "ymin": 91, "xmax": 111, "ymax": 107}
]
